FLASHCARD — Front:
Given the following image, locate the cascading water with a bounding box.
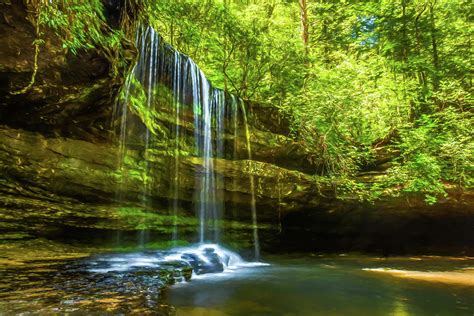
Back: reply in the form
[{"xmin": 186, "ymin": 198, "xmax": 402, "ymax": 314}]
[
  {"xmin": 113, "ymin": 26, "xmax": 160, "ymax": 248},
  {"xmin": 240, "ymin": 102, "xmax": 261, "ymax": 261},
  {"xmin": 113, "ymin": 24, "xmax": 261, "ymax": 261},
  {"xmin": 171, "ymin": 50, "xmax": 182, "ymax": 243}
]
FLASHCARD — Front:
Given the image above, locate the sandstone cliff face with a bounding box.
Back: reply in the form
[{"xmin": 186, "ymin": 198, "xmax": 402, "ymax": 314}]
[
  {"xmin": 0, "ymin": 124, "xmax": 317, "ymax": 225},
  {"xmin": 0, "ymin": 1, "xmax": 472, "ymax": 254}
]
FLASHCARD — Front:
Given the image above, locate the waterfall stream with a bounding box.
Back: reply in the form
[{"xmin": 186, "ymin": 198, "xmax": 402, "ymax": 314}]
[
  {"xmin": 240, "ymin": 102, "xmax": 261, "ymax": 261},
  {"xmin": 113, "ymin": 25, "xmax": 261, "ymax": 259}
]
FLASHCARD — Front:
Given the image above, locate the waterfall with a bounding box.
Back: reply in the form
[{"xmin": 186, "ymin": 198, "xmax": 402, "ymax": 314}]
[
  {"xmin": 113, "ymin": 26, "xmax": 160, "ymax": 248},
  {"xmin": 240, "ymin": 102, "xmax": 261, "ymax": 261},
  {"xmin": 113, "ymin": 25, "xmax": 261, "ymax": 259},
  {"xmin": 171, "ymin": 50, "xmax": 181, "ymax": 243}
]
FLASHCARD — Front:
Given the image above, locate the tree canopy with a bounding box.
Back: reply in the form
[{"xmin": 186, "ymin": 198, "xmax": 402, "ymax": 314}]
[{"xmin": 148, "ymin": 0, "xmax": 472, "ymax": 204}]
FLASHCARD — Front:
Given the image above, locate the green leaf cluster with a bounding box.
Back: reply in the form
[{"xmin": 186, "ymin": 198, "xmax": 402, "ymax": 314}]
[
  {"xmin": 386, "ymin": 108, "xmax": 473, "ymax": 203},
  {"xmin": 37, "ymin": 0, "xmax": 124, "ymax": 55}
]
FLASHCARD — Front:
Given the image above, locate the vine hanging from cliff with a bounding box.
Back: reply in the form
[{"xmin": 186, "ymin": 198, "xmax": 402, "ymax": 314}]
[{"xmin": 11, "ymin": 0, "xmax": 43, "ymax": 95}]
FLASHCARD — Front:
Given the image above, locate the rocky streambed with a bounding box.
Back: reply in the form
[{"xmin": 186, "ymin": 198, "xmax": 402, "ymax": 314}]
[{"xmin": 0, "ymin": 242, "xmax": 262, "ymax": 315}]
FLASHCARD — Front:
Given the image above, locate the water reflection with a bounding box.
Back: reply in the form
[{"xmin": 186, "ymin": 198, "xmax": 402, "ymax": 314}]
[
  {"xmin": 168, "ymin": 256, "xmax": 474, "ymax": 316},
  {"xmin": 1, "ymin": 253, "xmax": 473, "ymax": 315},
  {"xmin": 392, "ymin": 297, "xmax": 410, "ymax": 316}
]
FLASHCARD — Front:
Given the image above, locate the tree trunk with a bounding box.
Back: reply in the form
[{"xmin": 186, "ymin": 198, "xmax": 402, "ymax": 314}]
[
  {"xmin": 299, "ymin": 0, "xmax": 309, "ymax": 55},
  {"xmin": 429, "ymin": 0, "xmax": 440, "ymax": 90},
  {"xmin": 414, "ymin": 3, "xmax": 428, "ymax": 89},
  {"xmin": 401, "ymin": 0, "xmax": 409, "ymax": 64}
]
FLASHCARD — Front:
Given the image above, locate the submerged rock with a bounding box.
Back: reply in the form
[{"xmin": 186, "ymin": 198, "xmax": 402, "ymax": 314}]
[{"xmin": 0, "ymin": 258, "xmax": 177, "ymax": 315}]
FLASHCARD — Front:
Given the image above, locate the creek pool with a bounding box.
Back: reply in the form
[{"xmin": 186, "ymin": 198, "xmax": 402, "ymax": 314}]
[
  {"xmin": 1, "ymin": 247, "xmax": 473, "ymax": 315},
  {"xmin": 167, "ymin": 255, "xmax": 474, "ymax": 316}
]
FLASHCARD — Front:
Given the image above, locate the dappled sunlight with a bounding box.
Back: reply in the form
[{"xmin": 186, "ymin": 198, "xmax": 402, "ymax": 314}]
[{"xmin": 364, "ymin": 268, "xmax": 474, "ymax": 286}]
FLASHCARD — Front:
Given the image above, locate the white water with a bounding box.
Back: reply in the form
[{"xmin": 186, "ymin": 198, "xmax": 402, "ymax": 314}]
[{"xmin": 88, "ymin": 244, "xmax": 268, "ymax": 274}]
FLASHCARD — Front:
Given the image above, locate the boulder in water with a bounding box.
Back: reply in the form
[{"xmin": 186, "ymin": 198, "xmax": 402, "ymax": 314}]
[{"xmin": 180, "ymin": 248, "xmax": 225, "ymax": 275}]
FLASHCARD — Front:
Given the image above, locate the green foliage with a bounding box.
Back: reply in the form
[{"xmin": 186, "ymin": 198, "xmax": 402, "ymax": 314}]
[
  {"xmin": 147, "ymin": 0, "xmax": 305, "ymax": 101},
  {"xmin": 282, "ymin": 54, "xmax": 413, "ymax": 176},
  {"xmin": 117, "ymin": 206, "xmax": 198, "ymax": 228},
  {"xmin": 140, "ymin": 0, "xmax": 472, "ymax": 204},
  {"xmin": 336, "ymin": 178, "xmax": 384, "ymax": 203},
  {"xmin": 37, "ymin": 0, "xmax": 124, "ymax": 55},
  {"xmin": 119, "ymin": 75, "xmax": 166, "ymax": 137},
  {"xmin": 385, "ymin": 108, "xmax": 473, "ymax": 203}
]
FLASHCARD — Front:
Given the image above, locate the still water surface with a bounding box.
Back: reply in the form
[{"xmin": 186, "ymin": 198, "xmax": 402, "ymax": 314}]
[{"xmin": 168, "ymin": 255, "xmax": 474, "ymax": 316}]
